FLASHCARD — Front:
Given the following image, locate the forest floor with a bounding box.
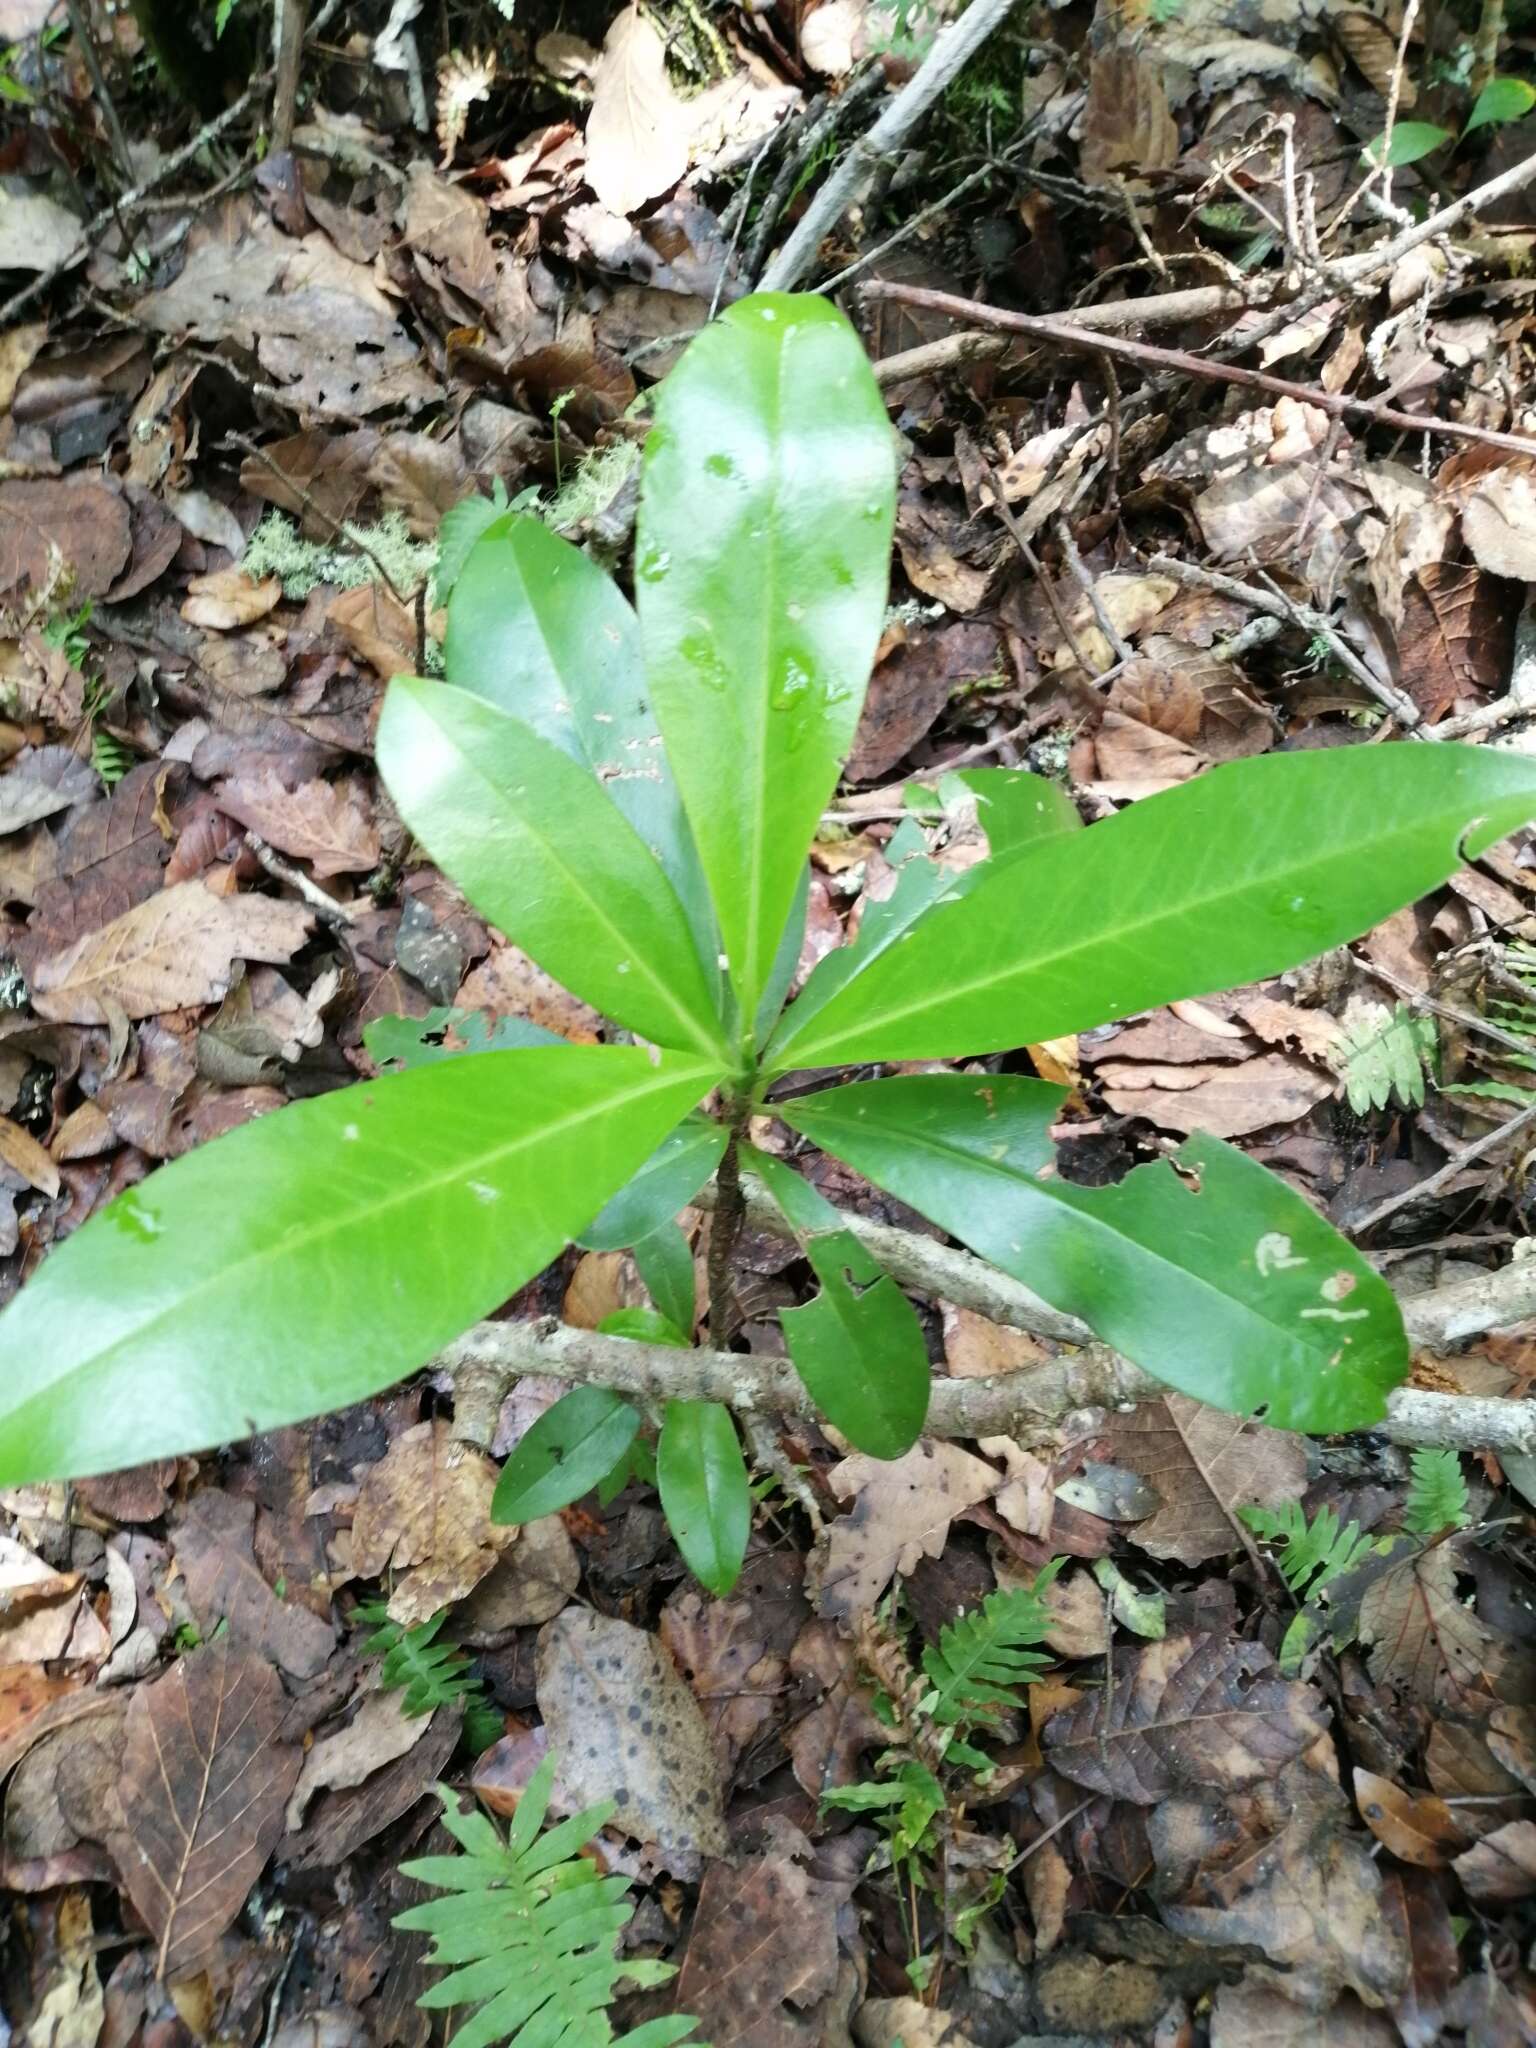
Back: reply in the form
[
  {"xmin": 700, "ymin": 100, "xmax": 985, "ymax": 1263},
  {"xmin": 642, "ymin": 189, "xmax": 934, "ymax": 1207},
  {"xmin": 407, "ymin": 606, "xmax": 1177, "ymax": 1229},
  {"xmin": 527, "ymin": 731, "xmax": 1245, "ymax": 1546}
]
[{"xmin": 2, "ymin": 0, "xmax": 1536, "ymax": 2042}]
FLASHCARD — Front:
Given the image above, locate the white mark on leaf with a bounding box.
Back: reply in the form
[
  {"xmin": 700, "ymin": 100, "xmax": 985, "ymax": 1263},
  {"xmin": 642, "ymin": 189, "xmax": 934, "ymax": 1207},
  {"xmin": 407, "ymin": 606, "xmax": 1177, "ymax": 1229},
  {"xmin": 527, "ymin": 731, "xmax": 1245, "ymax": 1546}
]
[{"xmin": 1256, "ymin": 1232, "xmax": 1306, "ymax": 1276}]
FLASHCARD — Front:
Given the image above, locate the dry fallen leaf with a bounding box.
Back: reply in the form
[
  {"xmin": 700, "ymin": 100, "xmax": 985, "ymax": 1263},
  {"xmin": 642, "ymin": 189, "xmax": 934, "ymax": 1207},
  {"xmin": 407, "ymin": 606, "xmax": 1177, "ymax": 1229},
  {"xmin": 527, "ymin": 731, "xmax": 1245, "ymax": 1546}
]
[
  {"xmin": 180, "ymin": 569, "xmax": 283, "ymax": 630},
  {"xmin": 0, "ymin": 480, "xmax": 131, "ymax": 601},
  {"xmin": 1095, "ymin": 1050, "xmax": 1333, "ymax": 1138},
  {"xmin": 350, "ymin": 1420, "xmax": 515, "ymax": 1626},
  {"xmin": 1358, "ymin": 1543, "xmax": 1494, "ymax": 1703},
  {"xmin": 816, "ymin": 1442, "xmax": 1003, "ymax": 1624},
  {"xmin": 585, "ymin": 7, "xmax": 692, "ymax": 216},
  {"xmin": 108, "ymin": 1643, "xmax": 301, "ymax": 1977},
  {"xmin": 30, "ymin": 882, "xmax": 313, "ymax": 1025},
  {"xmin": 454, "ymin": 1514, "xmax": 580, "ymax": 1632},
  {"xmin": 173, "ymin": 1488, "xmax": 336, "ymax": 1680},
  {"xmin": 0, "ymin": 747, "xmax": 99, "ymax": 837},
  {"xmin": 0, "ymin": 1114, "xmax": 59, "ymax": 1198},
  {"xmin": 1463, "ymin": 466, "xmax": 1536, "ymax": 584},
  {"xmin": 535, "ymin": 1607, "xmax": 728, "ymax": 1871},
  {"xmin": 674, "ymin": 1846, "xmax": 848, "ymax": 2048},
  {"xmin": 327, "ymin": 582, "xmax": 419, "ymax": 679},
  {"xmin": 285, "ymin": 1689, "xmax": 434, "ymax": 1831},
  {"xmin": 1452, "ymin": 1819, "xmax": 1536, "ymax": 1904},
  {"xmin": 217, "ymin": 770, "xmax": 381, "ymax": 877},
  {"xmin": 1042, "ymin": 1633, "xmax": 1326, "ymax": 1801},
  {"xmin": 1352, "ymin": 1768, "xmax": 1470, "ymax": 1868},
  {"xmin": 1102, "ymin": 1395, "xmax": 1307, "ymax": 1566}
]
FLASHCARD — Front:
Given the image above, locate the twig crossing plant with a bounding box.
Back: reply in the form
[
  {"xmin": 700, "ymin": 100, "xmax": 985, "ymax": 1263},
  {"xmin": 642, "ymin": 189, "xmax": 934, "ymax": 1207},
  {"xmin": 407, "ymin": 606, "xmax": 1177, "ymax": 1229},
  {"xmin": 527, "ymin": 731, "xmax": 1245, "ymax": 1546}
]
[{"xmin": 3, "ymin": 293, "xmax": 1536, "ymax": 1597}]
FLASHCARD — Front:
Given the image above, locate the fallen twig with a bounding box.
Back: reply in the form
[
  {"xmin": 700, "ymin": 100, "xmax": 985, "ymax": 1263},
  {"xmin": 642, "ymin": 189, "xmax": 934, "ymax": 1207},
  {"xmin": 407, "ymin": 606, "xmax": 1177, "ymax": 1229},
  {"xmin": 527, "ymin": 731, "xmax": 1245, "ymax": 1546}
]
[
  {"xmin": 858, "ymin": 280, "xmax": 1536, "ymax": 460},
  {"xmin": 1348, "ymin": 1098, "xmax": 1536, "ymax": 1237}
]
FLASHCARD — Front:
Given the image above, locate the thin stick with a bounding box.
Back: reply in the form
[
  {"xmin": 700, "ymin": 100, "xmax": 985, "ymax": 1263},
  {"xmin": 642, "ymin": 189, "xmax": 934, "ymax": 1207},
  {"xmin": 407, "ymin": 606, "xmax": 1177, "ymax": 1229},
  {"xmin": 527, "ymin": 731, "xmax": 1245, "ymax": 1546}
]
[
  {"xmin": 64, "ymin": 0, "xmax": 135, "ymax": 181},
  {"xmin": 271, "ymin": 0, "xmax": 309, "ymax": 155},
  {"xmin": 227, "ymin": 432, "xmax": 418, "ymax": 606},
  {"xmin": 858, "ymin": 281, "xmax": 1536, "ymax": 459},
  {"xmin": 244, "ymin": 832, "xmax": 356, "ymax": 925},
  {"xmin": 761, "ymin": 0, "xmax": 1025, "ymax": 291},
  {"xmin": 1349, "ymin": 1098, "xmax": 1536, "ymax": 1237}
]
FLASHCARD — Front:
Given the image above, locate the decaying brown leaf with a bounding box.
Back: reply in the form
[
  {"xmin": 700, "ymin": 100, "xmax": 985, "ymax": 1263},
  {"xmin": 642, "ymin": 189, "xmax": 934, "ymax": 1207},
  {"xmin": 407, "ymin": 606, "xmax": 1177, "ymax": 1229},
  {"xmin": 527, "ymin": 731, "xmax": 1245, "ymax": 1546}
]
[
  {"xmin": 786, "ymin": 1617, "xmax": 887, "ymax": 1795},
  {"xmin": 659, "ymin": 1556, "xmax": 809, "ymax": 1774},
  {"xmin": 584, "ymin": 7, "xmax": 692, "ymax": 216},
  {"xmin": 217, "ymin": 770, "xmax": 380, "ymax": 877},
  {"xmin": 674, "ymin": 1844, "xmax": 848, "ymax": 2048},
  {"xmin": 816, "ymin": 1442, "xmax": 1003, "ymax": 1624},
  {"xmin": 1357, "ymin": 1543, "xmax": 1494, "ymax": 1703},
  {"xmin": 1452, "ymin": 1819, "xmax": 1536, "ymax": 1905},
  {"xmin": 30, "ymin": 882, "xmax": 312, "ymax": 1025},
  {"xmin": 0, "ymin": 747, "xmax": 98, "ymax": 837},
  {"xmin": 1380, "ymin": 1865, "xmax": 1461, "ymax": 2048},
  {"xmin": 454, "ymin": 1514, "xmax": 580, "ymax": 1633},
  {"xmin": 173, "ymin": 1489, "xmax": 336, "ymax": 1680},
  {"xmin": 1103, "ymin": 1394, "xmax": 1307, "ymax": 1566},
  {"xmin": 180, "ymin": 571, "xmax": 283, "ymax": 631},
  {"xmin": 1095, "ymin": 1049, "xmax": 1333, "ymax": 1137},
  {"xmin": 285, "ymin": 1690, "xmax": 435, "ymax": 1831},
  {"xmin": 1042, "ymin": 1633, "xmax": 1326, "ymax": 1801},
  {"xmin": 349, "ymin": 1420, "xmax": 515, "ymax": 1626},
  {"xmin": 0, "ymin": 479, "xmax": 131, "ymax": 599},
  {"xmin": 1352, "ymin": 1768, "xmax": 1470, "ymax": 1868},
  {"xmin": 108, "ymin": 1643, "xmax": 301, "ymax": 1977},
  {"xmin": 535, "ymin": 1607, "xmax": 728, "ymax": 1871},
  {"xmin": 1463, "ymin": 465, "xmax": 1536, "ymax": 583}
]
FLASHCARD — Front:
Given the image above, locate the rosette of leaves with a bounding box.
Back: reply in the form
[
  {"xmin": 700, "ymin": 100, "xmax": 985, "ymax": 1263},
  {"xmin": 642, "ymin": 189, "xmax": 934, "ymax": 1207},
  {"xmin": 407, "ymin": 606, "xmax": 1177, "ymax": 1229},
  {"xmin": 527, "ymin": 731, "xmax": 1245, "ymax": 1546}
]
[{"xmin": 4, "ymin": 294, "xmax": 1536, "ymax": 1603}]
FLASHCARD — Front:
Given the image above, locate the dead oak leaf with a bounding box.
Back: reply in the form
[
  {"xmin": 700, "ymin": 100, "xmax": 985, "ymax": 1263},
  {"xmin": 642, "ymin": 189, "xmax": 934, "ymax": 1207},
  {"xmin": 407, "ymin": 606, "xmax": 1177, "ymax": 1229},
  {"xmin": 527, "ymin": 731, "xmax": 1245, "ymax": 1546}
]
[
  {"xmin": 30, "ymin": 882, "xmax": 313, "ymax": 1025},
  {"xmin": 350, "ymin": 1420, "xmax": 514, "ymax": 1626},
  {"xmin": 1358, "ymin": 1542, "xmax": 1495, "ymax": 1705},
  {"xmin": 536, "ymin": 1607, "xmax": 728, "ymax": 1873},
  {"xmin": 108, "ymin": 1642, "xmax": 301, "ymax": 1978},
  {"xmin": 1102, "ymin": 1394, "xmax": 1306, "ymax": 1567},
  {"xmin": 1042, "ymin": 1633, "xmax": 1326, "ymax": 1802},
  {"xmin": 216, "ymin": 769, "xmax": 381, "ymax": 877},
  {"xmin": 815, "ymin": 1441, "xmax": 1003, "ymax": 1625}
]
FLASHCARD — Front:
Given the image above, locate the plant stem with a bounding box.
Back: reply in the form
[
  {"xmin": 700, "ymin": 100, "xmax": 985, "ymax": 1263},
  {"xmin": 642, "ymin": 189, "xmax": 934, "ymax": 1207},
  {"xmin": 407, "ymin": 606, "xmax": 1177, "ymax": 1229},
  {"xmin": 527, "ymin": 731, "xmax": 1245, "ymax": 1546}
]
[{"xmin": 706, "ymin": 1119, "xmax": 747, "ymax": 1348}]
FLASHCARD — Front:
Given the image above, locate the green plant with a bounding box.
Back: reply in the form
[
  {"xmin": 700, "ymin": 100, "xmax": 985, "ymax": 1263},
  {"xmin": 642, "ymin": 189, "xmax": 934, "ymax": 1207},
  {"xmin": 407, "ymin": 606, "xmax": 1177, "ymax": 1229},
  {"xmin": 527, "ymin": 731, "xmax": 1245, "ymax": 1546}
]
[
  {"xmin": 356, "ymin": 1599, "xmax": 505, "ymax": 1752},
  {"xmin": 4, "ymin": 293, "xmax": 1536, "ymax": 1602},
  {"xmin": 398, "ymin": 1753, "xmax": 696, "ymax": 2048},
  {"xmin": 1404, "ymin": 1446, "xmax": 1471, "ymax": 1535},
  {"xmin": 1332, "ymin": 1000, "xmax": 1438, "ymax": 1114},
  {"xmin": 1238, "ymin": 1499, "xmax": 1377, "ymax": 1596}
]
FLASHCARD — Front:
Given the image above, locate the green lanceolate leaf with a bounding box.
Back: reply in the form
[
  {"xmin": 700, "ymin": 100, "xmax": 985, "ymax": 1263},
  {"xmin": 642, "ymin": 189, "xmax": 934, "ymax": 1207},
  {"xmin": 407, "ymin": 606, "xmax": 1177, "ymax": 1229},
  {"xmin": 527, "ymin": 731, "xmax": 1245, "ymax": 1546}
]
[
  {"xmin": 434, "ymin": 491, "xmax": 505, "ymax": 601},
  {"xmin": 578, "ymin": 1117, "xmax": 726, "ymax": 1252},
  {"xmin": 767, "ymin": 744, "xmax": 1536, "ymax": 1071},
  {"xmin": 783, "ymin": 1074, "xmax": 1405, "ymax": 1432},
  {"xmin": 0, "ymin": 1046, "xmax": 716, "ymax": 1486},
  {"xmin": 442, "ymin": 512, "xmax": 715, "ymax": 970},
  {"xmin": 379, "ymin": 678, "xmax": 726, "ymax": 1059},
  {"xmin": 657, "ymin": 1399, "xmax": 750, "ymax": 1595},
  {"xmin": 1466, "ymin": 75, "xmax": 1536, "ymax": 132},
  {"xmin": 492, "ymin": 1385, "xmax": 642, "ymax": 1524},
  {"xmin": 364, "ymin": 1007, "xmax": 560, "ymax": 1071},
  {"xmin": 637, "ymin": 293, "xmax": 897, "ymax": 1034},
  {"xmin": 633, "ymin": 1220, "xmax": 697, "ymax": 1335},
  {"xmin": 752, "ymin": 1150, "xmax": 930, "ymax": 1458}
]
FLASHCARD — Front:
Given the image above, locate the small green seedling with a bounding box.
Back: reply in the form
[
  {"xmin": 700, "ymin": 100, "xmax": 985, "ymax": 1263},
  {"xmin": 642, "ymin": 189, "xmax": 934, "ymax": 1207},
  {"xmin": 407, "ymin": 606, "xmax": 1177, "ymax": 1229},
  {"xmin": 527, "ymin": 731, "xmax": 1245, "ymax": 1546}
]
[{"xmin": 3, "ymin": 294, "xmax": 1536, "ymax": 1601}]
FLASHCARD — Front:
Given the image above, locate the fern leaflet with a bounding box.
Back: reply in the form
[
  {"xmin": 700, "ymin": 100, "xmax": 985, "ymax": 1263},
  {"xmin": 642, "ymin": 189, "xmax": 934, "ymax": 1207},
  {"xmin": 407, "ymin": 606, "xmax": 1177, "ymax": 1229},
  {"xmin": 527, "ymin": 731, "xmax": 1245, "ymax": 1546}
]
[
  {"xmin": 1238, "ymin": 1500, "xmax": 1375, "ymax": 1595},
  {"xmin": 1331, "ymin": 1001, "xmax": 1437, "ymax": 1114},
  {"xmin": 1404, "ymin": 1448, "xmax": 1470, "ymax": 1535},
  {"xmin": 397, "ymin": 1754, "xmax": 697, "ymax": 2048},
  {"xmin": 356, "ymin": 1600, "xmax": 503, "ymax": 1751},
  {"xmin": 920, "ymin": 1565, "xmax": 1061, "ymax": 1766}
]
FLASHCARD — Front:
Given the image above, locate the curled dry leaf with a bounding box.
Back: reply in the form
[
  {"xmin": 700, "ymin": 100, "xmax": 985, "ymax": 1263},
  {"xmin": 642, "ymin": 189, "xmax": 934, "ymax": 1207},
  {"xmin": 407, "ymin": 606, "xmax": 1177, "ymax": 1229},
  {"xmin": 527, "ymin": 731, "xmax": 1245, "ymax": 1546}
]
[
  {"xmin": 1042, "ymin": 1633, "xmax": 1326, "ymax": 1801},
  {"xmin": 1451, "ymin": 1819, "xmax": 1536, "ymax": 1905},
  {"xmin": 173, "ymin": 1489, "xmax": 336, "ymax": 1680},
  {"xmin": 584, "ymin": 7, "xmax": 691, "ymax": 217},
  {"xmin": 454, "ymin": 1513, "xmax": 580, "ymax": 1633},
  {"xmin": 180, "ymin": 570, "xmax": 284, "ymax": 630},
  {"xmin": 0, "ymin": 1115, "xmax": 59, "ymax": 1198},
  {"xmin": 536, "ymin": 1608, "xmax": 728, "ymax": 1871},
  {"xmin": 107, "ymin": 1643, "xmax": 302, "ymax": 1978},
  {"xmin": 285, "ymin": 1690, "xmax": 434, "ymax": 1831},
  {"xmin": 29, "ymin": 882, "xmax": 313, "ymax": 1025},
  {"xmin": 349, "ymin": 1420, "xmax": 515, "ymax": 1626},
  {"xmin": 1102, "ymin": 1394, "xmax": 1306, "ymax": 1567}
]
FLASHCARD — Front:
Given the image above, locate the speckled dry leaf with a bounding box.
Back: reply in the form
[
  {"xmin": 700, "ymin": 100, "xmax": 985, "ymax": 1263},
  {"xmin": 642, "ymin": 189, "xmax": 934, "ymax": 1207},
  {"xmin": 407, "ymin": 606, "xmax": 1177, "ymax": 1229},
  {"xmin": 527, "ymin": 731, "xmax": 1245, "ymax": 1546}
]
[
  {"xmin": 180, "ymin": 570, "xmax": 282, "ymax": 630},
  {"xmin": 1102, "ymin": 1394, "xmax": 1306, "ymax": 1566},
  {"xmin": 285, "ymin": 1690, "xmax": 433, "ymax": 1831},
  {"xmin": 816, "ymin": 1442, "xmax": 1001, "ymax": 1624},
  {"xmin": 349, "ymin": 1420, "xmax": 515, "ymax": 1626},
  {"xmin": 454, "ymin": 1514, "xmax": 579, "ymax": 1633},
  {"xmin": 217, "ymin": 770, "xmax": 380, "ymax": 877},
  {"xmin": 1358, "ymin": 1543, "xmax": 1494, "ymax": 1703},
  {"xmin": 660, "ymin": 1563, "xmax": 808, "ymax": 1774},
  {"xmin": 1352, "ymin": 1769, "xmax": 1469, "ymax": 1868},
  {"xmin": 1042, "ymin": 1632, "xmax": 1325, "ymax": 1801},
  {"xmin": 109, "ymin": 1643, "xmax": 301, "ymax": 1977},
  {"xmin": 1463, "ymin": 467, "xmax": 1536, "ymax": 583},
  {"xmin": 29, "ymin": 882, "xmax": 312, "ymax": 1025},
  {"xmin": 1035, "ymin": 1566, "xmax": 1110, "ymax": 1658},
  {"xmin": 674, "ymin": 1850, "xmax": 846, "ymax": 2048},
  {"xmin": 535, "ymin": 1608, "xmax": 727, "ymax": 1870},
  {"xmin": 585, "ymin": 7, "xmax": 691, "ymax": 216}
]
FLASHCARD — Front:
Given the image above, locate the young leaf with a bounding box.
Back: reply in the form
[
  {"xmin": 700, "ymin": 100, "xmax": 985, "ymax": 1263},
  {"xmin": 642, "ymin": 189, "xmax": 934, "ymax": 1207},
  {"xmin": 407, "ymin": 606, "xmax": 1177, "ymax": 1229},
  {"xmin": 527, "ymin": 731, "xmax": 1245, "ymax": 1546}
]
[
  {"xmin": 923, "ymin": 1568, "xmax": 1061, "ymax": 1734},
  {"xmin": 492, "ymin": 1386, "xmax": 642, "ymax": 1525},
  {"xmin": 767, "ymin": 744, "xmax": 1536, "ymax": 1071},
  {"xmin": 1404, "ymin": 1447, "xmax": 1470, "ymax": 1535},
  {"xmin": 379, "ymin": 677, "xmax": 727, "ymax": 1060},
  {"xmin": 657, "ymin": 1400, "xmax": 751, "ymax": 1595},
  {"xmin": 752, "ymin": 1150, "xmax": 932, "ymax": 1457},
  {"xmin": 1466, "ymin": 76, "xmax": 1535, "ymax": 132},
  {"xmin": 1331, "ymin": 1001, "xmax": 1437, "ymax": 1113},
  {"xmin": 443, "ymin": 512, "xmax": 715, "ymax": 969},
  {"xmin": 636, "ymin": 293, "xmax": 897, "ymax": 1033},
  {"xmin": 579, "ymin": 1118, "xmax": 726, "ymax": 1252},
  {"xmin": 1237, "ymin": 1501, "xmax": 1376, "ymax": 1595},
  {"xmin": 0, "ymin": 1046, "xmax": 715, "ymax": 1486},
  {"xmin": 1362, "ymin": 122, "xmax": 1452, "ymax": 167},
  {"xmin": 783, "ymin": 1074, "xmax": 1405, "ymax": 1432},
  {"xmin": 633, "ymin": 1220, "xmax": 697, "ymax": 1335}
]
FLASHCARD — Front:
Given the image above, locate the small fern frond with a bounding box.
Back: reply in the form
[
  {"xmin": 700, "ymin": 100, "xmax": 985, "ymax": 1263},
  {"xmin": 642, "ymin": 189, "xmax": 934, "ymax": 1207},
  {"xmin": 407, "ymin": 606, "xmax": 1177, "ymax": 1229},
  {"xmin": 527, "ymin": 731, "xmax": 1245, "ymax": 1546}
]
[
  {"xmin": 1331, "ymin": 1001, "xmax": 1437, "ymax": 1114},
  {"xmin": 1404, "ymin": 1448, "xmax": 1470, "ymax": 1536},
  {"xmin": 398, "ymin": 1755, "xmax": 697, "ymax": 2048},
  {"xmin": 921, "ymin": 1563, "xmax": 1062, "ymax": 1734},
  {"xmin": 356, "ymin": 1601, "xmax": 503, "ymax": 1749},
  {"xmin": 1238, "ymin": 1500, "xmax": 1375, "ymax": 1595}
]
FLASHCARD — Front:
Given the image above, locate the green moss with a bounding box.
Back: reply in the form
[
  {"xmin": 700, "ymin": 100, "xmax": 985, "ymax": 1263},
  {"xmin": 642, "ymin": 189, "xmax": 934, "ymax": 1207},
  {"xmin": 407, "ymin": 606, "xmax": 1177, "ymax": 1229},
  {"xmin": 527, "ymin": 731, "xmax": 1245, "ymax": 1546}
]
[{"xmin": 240, "ymin": 509, "xmax": 437, "ymax": 601}]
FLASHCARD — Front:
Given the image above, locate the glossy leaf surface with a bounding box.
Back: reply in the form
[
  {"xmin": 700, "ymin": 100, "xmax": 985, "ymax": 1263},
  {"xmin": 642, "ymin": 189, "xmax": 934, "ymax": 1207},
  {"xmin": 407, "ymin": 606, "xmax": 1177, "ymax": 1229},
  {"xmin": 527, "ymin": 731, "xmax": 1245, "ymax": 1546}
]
[
  {"xmin": 0, "ymin": 1046, "xmax": 716, "ymax": 1485},
  {"xmin": 636, "ymin": 293, "xmax": 897, "ymax": 1032},
  {"xmin": 363, "ymin": 1007, "xmax": 560, "ymax": 1071},
  {"xmin": 380, "ymin": 677, "xmax": 725, "ymax": 1058},
  {"xmin": 491, "ymin": 1385, "xmax": 641, "ymax": 1525},
  {"xmin": 768, "ymin": 744, "xmax": 1536, "ymax": 1070},
  {"xmin": 443, "ymin": 513, "xmax": 714, "ymax": 963},
  {"xmin": 657, "ymin": 1400, "xmax": 750, "ymax": 1595},
  {"xmin": 752, "ymin": 1150, "xmax": 930, "ymax": 1457},
  {"xmin": 633, "ymin": 1220, "xmax": 697, "ymax": 1336},
  {"xmin": 784, "ymin": 1075, "xmax": 1405, "ymax": 1431},
  {"xmin": 578, "ymin": 1117, "xmax": 726, "ymax": 1252}
]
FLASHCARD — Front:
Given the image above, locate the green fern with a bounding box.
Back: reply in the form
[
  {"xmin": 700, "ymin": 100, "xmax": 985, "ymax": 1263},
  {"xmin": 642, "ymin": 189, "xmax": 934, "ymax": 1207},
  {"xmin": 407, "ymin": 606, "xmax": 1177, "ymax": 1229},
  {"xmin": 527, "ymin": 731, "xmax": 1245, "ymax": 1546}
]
[
  {"xmin": 356, "ymin": 1600, "xmax": 503, "ymax": 1751},
  {"xmin": 397, "ymin": 1754, "xmax": 697, "ymax": 2048},
  {"xmin": 90, "ymin": 730, "xmax": 134, "ymax": 788},
  {"xmin": 1238, "ymin": 1500, "xmax": 1376, "ymax": 1595},
  {"xmin": 918, "ymin": 1566, "xmax": 1060, "ymax": 1770},
  {"xmin": 1331, "ymin": 1001, "xmax": 1437, "ymax": 1114},
  {"xmin": 1404, "ymin": 1448, "xmax": 1470, "ymax": 1535}
]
